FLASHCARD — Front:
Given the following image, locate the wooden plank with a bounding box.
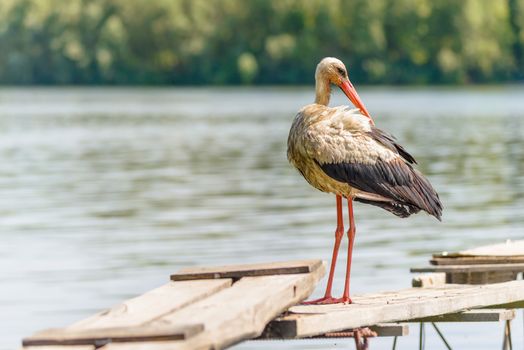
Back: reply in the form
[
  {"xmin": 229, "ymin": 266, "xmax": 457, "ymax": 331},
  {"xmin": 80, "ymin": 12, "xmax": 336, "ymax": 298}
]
[
  {"xmin": 412, "ymin": 273, "xmax": 446, "ymax": 287},
  {"xmin": 431, "ymin": 256, "xmax": 524, "ymax": 265},
  {"xmin": 411, "ymin": 263, "xmax": 524, "ymax": 273},
  {"xmin": 409, "ymin": 309, "xmax": 516, "ymax": 322},
  {"xmin": 70, "ymin": 279, "xmax": 231, "ymax": 330},
  {"xmin": 307, "ymin": 323, "xmax": 408, "ymax": 339},
  {"xmin": 432, "ymin": 241, "xmax": 524, "ymax": 265},
  {"xmin": 263, "ymin": 279, "xmax": 524, "ymax": 338},
  {"xmin": 104, "ymin": 261, "xmax": 326, "ymax": 350},
  {"xmin": 23, "ymin": 325, "xmax": 203, "ymax": 347},
  {"xmin": 369, "ymin": 323, "xmax": 409, "ymax": 337},
  {"xmin": 316, "ymin": 323, "xmax": 408, "ymax": 338},
  {"xmin": 446, "ymin": 271, "xmax": 518, "ymax": 284},
  {"xmin": 260, "ymin": 322, "xmax": 408, "ymax": 339},
  {"xmin": 22, "ymin": 347, "xmax": 94, "ymax": 350},
  {"xmin": 98, "ymin": 338, "xmax": 196, "ymax": 350},
  {"xmin": 171, "ymin": 259, "xmax": 322, "ymax": 281},
  {"xmin": 458, "ymin": 240, "xmax": 524, "ymax": 257},
  {"xmin": 102, "ymin": 340, "xmax": 207, "ymax": 350}
]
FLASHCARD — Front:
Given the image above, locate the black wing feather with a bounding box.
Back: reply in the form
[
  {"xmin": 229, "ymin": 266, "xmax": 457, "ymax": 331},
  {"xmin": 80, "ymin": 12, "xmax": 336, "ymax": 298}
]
[
  {"xmin": 353, "ymin": 197, "xmax": 421, "ymax": 218},
  {"xmin": 318, "ymin": 158, "xmax": 442, "ymax": 220}
]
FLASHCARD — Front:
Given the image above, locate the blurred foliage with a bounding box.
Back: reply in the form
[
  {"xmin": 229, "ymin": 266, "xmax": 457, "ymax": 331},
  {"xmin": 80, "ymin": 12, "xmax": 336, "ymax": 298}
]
[{"xmin": 0, "ymin": 0, "xmax": 523, "ymax": 85}]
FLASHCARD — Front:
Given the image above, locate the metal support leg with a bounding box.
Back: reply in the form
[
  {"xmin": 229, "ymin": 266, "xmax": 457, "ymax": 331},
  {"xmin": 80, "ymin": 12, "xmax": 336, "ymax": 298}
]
[
  {"xmin": 391, "ymin": 336, "xmax": 397, "ymax": 350},
  {"xmin": 431, "ymin": 323, "xmax": 453, "ymax": 350},
  {"xmin": 419, "ymin": 323, "xmax": 425, "ymax": 350}
]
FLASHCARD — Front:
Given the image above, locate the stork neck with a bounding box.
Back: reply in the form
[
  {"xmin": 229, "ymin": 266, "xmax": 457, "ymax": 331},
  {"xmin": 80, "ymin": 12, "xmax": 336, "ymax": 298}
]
[{"xmin": 315, "ymin": 78, "xmax": 331, "ymax": 106}]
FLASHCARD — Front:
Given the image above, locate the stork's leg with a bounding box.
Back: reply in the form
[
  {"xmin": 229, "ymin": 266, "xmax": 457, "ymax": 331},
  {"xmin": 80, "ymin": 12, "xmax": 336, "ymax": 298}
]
[
  {"xmin": 302, "ymin": 195, "xmax": 345, "ymax": 305},
  {"xmin": 341, "ymin": 197, "xmax": 356, "ymax": 304}
]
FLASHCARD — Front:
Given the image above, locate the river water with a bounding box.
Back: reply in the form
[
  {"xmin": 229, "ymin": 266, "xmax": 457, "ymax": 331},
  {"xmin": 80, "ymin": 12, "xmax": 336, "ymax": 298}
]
[{"xmin": 1, "ymin": 86, "xmax": 523, "ymax": 349}]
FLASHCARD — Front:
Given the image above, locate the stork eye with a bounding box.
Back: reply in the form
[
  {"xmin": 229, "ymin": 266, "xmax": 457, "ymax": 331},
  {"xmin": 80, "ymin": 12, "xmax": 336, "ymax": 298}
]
[{"xmin": 336, "ymin": 67, "xmax": 346, "ymax": 75}]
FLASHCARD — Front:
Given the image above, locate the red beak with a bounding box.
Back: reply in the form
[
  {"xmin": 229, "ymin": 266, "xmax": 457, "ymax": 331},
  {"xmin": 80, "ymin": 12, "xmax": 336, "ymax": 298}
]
[{"xmin": 339, "ymin": 80, "xmax": 374, "ymax": 124}]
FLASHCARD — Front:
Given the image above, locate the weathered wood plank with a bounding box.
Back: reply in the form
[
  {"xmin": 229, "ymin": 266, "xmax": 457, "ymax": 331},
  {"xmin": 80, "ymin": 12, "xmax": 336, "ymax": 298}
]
[
  {"xmin": 310, "ymin": 323, "xmax": 409, "ymax": 340},
  {"xmin": 23, "ymin": 325, "xmax": 203, "ymax": 347},
  {"xmin": 260, "ymin": 323, "xmax": 408, "ymax": 339},
  {"xmin": 412, "ymin": 273, "xmax": 446, "ymax": 287},
  {"xmin": 264, "ymin": 280, "xmax": 524, "ymax": 338},
  {"xmin": 446, "ymin": 271, "xmax": 518, "ymax": 284},
  {"xmin": 171, "ymin": 259, "xmax": 322, "ymax": 281},
  {"xmin": 431, "ymin": 256, "xmax": 524, "ymax": 265},
  {"xmin": 22, "ymin": 346, "xmax": 94, "ymax": 350},
  {"xmin": 70, "ymin": 279, "xmax": 231, "ymax": 330},
  {"xmin": 104, "ymin": 261, "xmax": 326, "ymax": 350},
  {"xmin": 102, "ymin": 340, "xmax": 208, "ymax": 350},
  {"xmin": 458, "ymin": 240, "xmax": 524, "ymax": 257},
  {"xmin": 411, "ymin": 263, "xmax": 524, "ymax": 273},
  {"xmin": 311, "ymin": 323, "xmax": 409, "ymax": 338},
  {"xmin": 409, "ymin": 309, "xmax": 515, "ymax": 322},
  {"xmin": 432, "ymin": 240, "xmax": 524, "ymax": 265},
  {"xmin": 369, "ymin": 323, "xmax": 409, "ymax": 337}
]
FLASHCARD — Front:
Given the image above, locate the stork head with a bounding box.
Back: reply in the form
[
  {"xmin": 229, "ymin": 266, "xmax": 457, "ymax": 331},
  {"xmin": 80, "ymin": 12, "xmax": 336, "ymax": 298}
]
[
  {"xmin": 315, "ymin": 57, "xmax": 349, "ymax": 87},
  {"xmin": 315, "ymin": 57, "xmax": 372, "ymax": 122}
]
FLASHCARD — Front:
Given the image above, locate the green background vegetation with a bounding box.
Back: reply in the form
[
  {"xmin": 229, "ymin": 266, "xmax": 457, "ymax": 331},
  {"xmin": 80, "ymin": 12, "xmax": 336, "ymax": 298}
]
[{"xmin": 1, "ymin": 0, "xmax": 523, "ymax": 85}]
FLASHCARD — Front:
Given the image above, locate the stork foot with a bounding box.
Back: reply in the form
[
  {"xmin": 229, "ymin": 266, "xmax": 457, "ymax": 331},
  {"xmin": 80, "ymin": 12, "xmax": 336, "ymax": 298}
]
[{"xmin": 302, "ymin": 295, "xmax": 352, "ymax": 305}]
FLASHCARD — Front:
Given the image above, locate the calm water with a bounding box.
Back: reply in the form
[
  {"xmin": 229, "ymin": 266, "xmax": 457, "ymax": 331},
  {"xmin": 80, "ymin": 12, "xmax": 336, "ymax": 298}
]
[{"xmin": 1, "ymin": 86, "xmax": 523, "ymax": 350}]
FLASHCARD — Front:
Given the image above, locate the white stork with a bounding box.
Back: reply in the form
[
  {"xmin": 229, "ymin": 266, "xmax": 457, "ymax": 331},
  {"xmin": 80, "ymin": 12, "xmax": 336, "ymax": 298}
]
[{"xmin": 287, "ymin": 57, "xmax": 442, "ymax": 304}]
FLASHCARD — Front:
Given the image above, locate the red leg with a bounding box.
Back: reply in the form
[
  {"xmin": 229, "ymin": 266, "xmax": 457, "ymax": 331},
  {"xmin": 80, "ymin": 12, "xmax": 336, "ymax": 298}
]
[
  {"xmin": 303, "ymin": 195, "xmax": 345, "ymax": 305},
  {"xmin": 341, "ymin": 197, "xmax": 356, "ymax": 304}
]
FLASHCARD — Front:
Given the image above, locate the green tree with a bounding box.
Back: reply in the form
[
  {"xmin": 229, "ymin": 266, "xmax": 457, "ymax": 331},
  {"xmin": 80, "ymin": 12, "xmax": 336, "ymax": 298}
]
[{"xmin": 0, "ymin": 0, "xmax": 522, "ymax": 85}]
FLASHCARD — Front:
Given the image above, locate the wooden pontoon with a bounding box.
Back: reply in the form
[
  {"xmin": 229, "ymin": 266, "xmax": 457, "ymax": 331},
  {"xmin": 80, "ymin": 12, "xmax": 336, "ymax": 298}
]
[{"xmin": 22, "ymin": 240, "xmax": 524, "ymax": 350}]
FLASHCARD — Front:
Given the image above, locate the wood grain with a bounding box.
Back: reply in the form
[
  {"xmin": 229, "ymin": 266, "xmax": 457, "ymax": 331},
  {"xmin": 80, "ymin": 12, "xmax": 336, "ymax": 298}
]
[
  {"xmin": 260, "ymin": 323, "xmax": 409, "ymax": 340},
  {"xmin": 104, "ymin": 261, "xmax": 326, "ymax": 350},
  {"xmin": 263, "ymin": 280, "xmax": 524, "ymax": 338},
  {"xmin": 431, "ymin": 256, "xmax": 524, "ymax": 265},
  {"xmin": 446, "ymin": 271, "xmax": 518, "ymax": 284},
  {"xmin": 458, "ymin": 240, "xmax": 524, "ymax": 257},
  {"xmin": 411, "ymin": 263, "xmax": 524, "ymax": 273},
  {"xmin": 171, "ymin": 259, "xmax": 322, "ymax": 281},
  {"xmin": 22, "ymin": 346, "xmax": 94, "ymax": 350},
  {"xmin": 309, "ymin": 323, "xmax": 409, "ymax": 338},
  {"xmin": 369, "ymin": 323, "xmax": 409, "ymax": 337},
  {"xmin": 70, "ymin": 279, "xmax": 231, "ymax": 330},
  {"xmin": 23, "ymin": 260, "xmax": 324, "ymax": 350},
  {"xmin": 432, "ymin": 240, "xmax": 524, "ymax": 265}
]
